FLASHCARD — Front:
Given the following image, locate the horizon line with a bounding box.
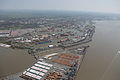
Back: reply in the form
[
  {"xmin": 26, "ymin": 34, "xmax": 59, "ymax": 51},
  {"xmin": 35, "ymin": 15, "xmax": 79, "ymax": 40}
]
[{"xmin": 0, "ymin": 9, "xmax": 120, "ymax": 15}]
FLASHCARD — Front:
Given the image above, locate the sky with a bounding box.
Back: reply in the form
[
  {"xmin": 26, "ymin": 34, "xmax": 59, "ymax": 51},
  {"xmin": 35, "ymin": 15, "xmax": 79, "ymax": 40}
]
[{"xmin": 0, "ymin": 0, "xmax": 120, "ymax": 13}]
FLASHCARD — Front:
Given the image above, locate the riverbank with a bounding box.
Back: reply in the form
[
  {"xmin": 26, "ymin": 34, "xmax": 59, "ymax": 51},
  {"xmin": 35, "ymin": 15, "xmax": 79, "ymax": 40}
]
[
  {"xmin": 1, "ymin": 45, "xmax": 89, "ymax": 80},
  {"xmin": 75, "ymin": 20, "xmax": 120, "ymax": 80}
]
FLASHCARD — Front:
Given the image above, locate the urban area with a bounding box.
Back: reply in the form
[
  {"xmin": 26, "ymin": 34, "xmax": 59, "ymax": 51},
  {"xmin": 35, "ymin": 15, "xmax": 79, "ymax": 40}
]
[{"xmin": 0, "ymin": 14, "xmax": 95, "ymax": 80}]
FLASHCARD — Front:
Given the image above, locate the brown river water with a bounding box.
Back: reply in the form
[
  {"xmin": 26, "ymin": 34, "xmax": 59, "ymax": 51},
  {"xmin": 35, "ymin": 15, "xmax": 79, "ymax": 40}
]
[
  {"xmin": 0, "ymin": 48, "xmax": 35, "ymax": 78},
  {"xmin": 76, "ymin": 20, "xmax": 120, "ymax": 80},
  {"xmin": 0, "ymin": 20, "xmax": 120, "ymax": 80}
]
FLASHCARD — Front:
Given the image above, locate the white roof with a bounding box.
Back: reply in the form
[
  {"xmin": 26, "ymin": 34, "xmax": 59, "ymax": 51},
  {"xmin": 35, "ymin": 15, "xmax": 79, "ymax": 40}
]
[
  {"xmin": 37, "ymin": 61, "xmax": 53, "ymax": 67},
  {"xmin": 25, "ymin": 72, "xmax": 42, "ymax": 80},
  {"xmin": 29, "ymin": 69, "xmax": 40, "ymax": 74},
  {"xmin": 31, "ymin": 66, "xmax": 48, "ymax": 73},
  {"xmin": 34, "ymin": 63, "xmax": 50, "ymax": 70},
  {"xmin": 44, "ymin": 53, "xmax": 58, "ymax": 59}
]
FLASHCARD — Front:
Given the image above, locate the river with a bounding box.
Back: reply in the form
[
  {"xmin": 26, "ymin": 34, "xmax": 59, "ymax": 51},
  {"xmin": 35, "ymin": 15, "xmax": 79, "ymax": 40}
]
[
  {"xmin": 76, "ymin": 20, "xmax": 120, "ymax": 80},
  {"xmin": 0, "ymin": 48, "xmax": 35, "ymax": 78}
]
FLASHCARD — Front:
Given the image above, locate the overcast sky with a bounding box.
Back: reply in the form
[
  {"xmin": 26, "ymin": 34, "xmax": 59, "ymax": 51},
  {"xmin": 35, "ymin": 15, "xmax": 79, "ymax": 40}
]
[{"xmin": 0, "ymin": 0, "xmax": 120, "ymax": 13}]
